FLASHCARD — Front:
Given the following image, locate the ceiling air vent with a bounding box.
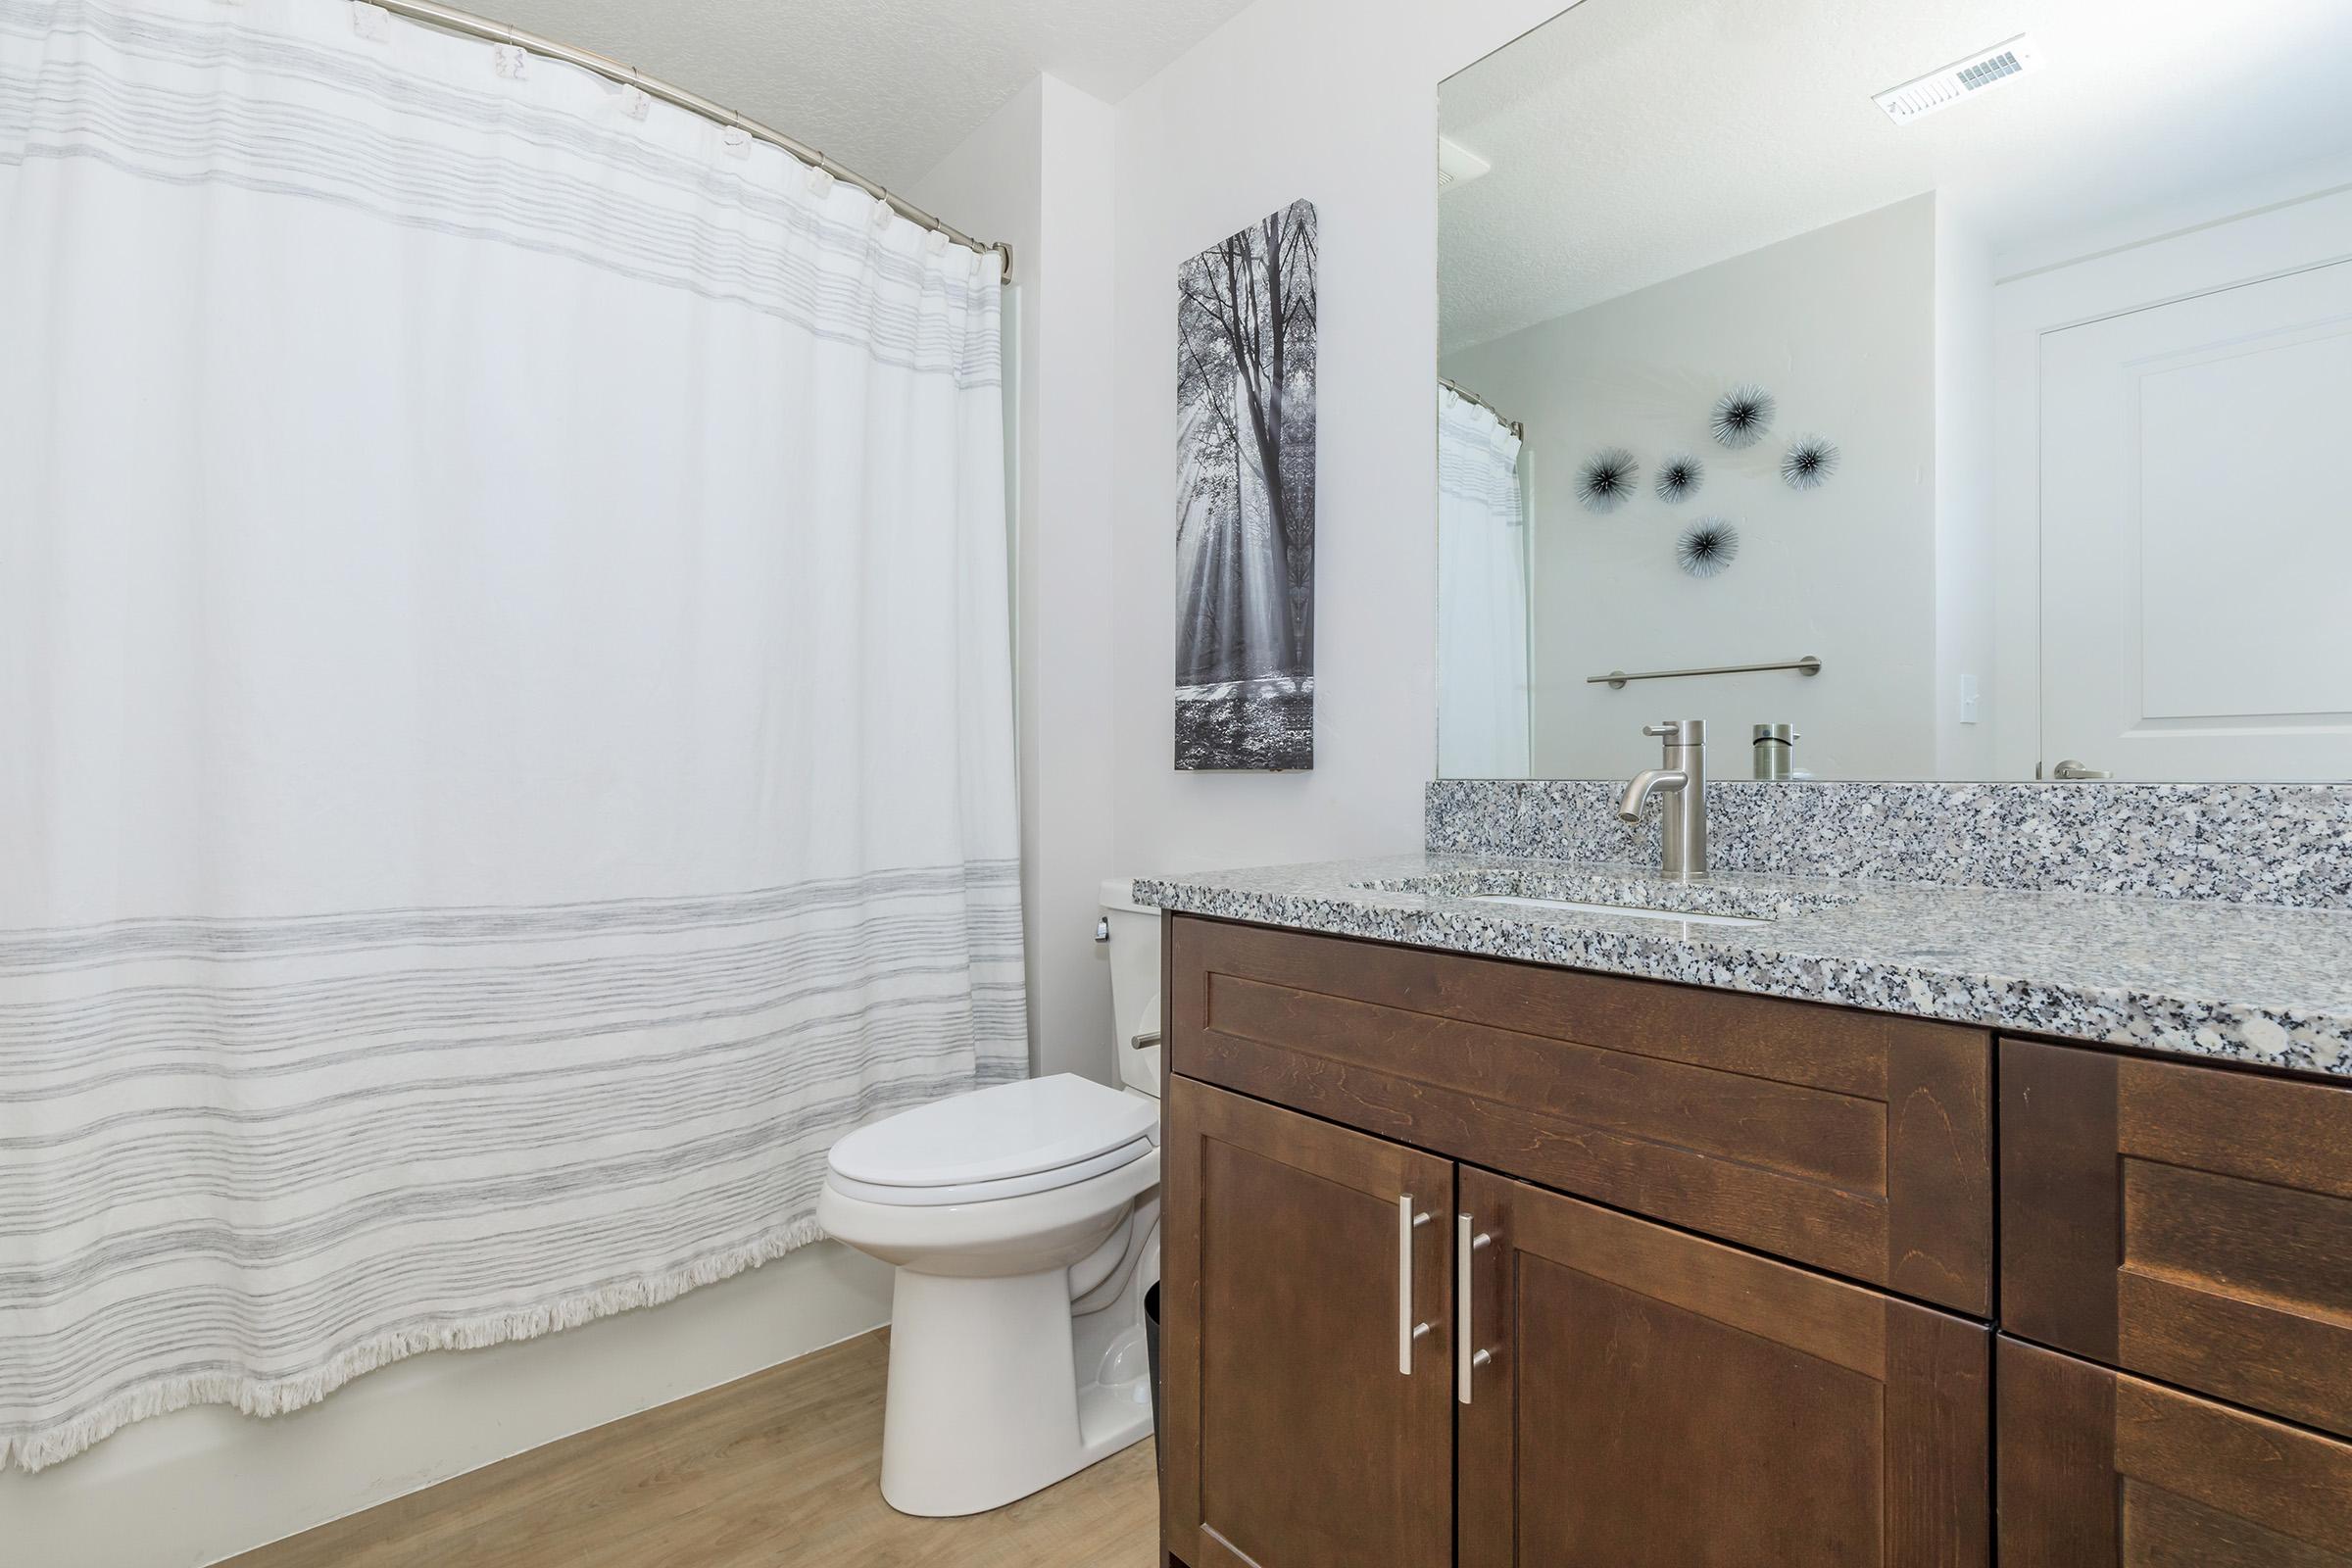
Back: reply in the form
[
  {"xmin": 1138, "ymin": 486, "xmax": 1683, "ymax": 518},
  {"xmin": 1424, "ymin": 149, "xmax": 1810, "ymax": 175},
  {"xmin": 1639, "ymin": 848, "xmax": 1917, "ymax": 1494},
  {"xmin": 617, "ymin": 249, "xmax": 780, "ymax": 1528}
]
[
  {"xmin": 1873, "ymin": 33, "xmax": 2044, "ymax": 124},
  {"xmin": 1438, "ymin": 135, "xmax": 1493, "ymax": 192}
]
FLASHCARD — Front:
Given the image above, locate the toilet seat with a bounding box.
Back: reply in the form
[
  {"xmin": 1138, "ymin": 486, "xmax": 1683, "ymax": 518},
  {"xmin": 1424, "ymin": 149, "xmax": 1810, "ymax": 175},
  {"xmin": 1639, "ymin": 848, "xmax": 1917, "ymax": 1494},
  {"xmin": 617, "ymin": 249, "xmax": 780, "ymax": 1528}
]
[
  {"xmin": 827, "ymin": 1074, "xmax": 1156, "ymax": 1208},
  {"xmin": 827, "ymin": 1133, "xmax": 1154, "ymax": 1206}
]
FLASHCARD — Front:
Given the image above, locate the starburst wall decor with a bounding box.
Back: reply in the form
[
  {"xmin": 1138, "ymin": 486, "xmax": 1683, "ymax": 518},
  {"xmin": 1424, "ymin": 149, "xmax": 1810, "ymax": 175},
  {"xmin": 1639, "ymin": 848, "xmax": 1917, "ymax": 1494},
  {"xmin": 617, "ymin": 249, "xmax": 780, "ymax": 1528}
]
[
  {"xmin": 1781, "ymin": 435, "xmax": 1840, "ymax": 490},
  {"xmin": 1653, "ymin": 453, "xmax": 1703, "ymax": 504},
  {"xmin": 1675, "ymin": 518, "xmax": 1740, "ymax": 578},
  {"xmin": 1708, "ymin": 384, "xmax": 1774, "ymax": 450},
  {"xmin": 1576, "ymin": 447, "xmax": 1640, "ymax": 513}
]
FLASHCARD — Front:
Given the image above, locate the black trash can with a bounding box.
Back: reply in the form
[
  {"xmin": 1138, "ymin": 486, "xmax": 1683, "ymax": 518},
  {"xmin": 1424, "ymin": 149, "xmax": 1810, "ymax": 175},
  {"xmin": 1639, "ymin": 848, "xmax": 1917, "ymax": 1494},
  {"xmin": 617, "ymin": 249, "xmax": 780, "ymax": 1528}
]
[{"xmin": 1144, "ymin": 1281, "xmax": 1164, "ymax": 1483}]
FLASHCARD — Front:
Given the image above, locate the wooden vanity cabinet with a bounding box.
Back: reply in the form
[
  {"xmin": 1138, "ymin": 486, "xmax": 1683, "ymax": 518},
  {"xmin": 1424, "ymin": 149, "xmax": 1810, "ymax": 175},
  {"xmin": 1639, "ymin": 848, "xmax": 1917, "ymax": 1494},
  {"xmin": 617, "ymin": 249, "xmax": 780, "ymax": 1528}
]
[
  {"xmin": 1164, "ymin": 913, "xmax": 1993, "ymax": 1313},
  {"xmin": 1158, "ymin": 914, "xmax": 1995, "ymax": 1568},
  {"xmin": 1157, "ymin": 912, "xmax": 2352, "ymax": 1568}
]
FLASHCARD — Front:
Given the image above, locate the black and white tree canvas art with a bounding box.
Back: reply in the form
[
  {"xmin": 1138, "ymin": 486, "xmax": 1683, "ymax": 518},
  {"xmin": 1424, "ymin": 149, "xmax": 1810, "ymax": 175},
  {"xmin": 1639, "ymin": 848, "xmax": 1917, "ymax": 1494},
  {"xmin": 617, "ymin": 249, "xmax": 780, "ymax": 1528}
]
[{"xmin": 1175, "ymin": 199, "xmax": 1318, "ymax": 770}]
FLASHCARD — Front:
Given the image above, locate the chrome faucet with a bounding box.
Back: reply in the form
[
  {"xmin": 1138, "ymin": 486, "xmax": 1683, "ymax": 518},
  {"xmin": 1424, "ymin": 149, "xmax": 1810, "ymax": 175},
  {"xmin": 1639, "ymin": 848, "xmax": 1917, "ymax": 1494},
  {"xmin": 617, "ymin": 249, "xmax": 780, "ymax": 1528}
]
[{"xmin": 1617, "ymin": 719, "xmax": 1708, "ymax": 880}]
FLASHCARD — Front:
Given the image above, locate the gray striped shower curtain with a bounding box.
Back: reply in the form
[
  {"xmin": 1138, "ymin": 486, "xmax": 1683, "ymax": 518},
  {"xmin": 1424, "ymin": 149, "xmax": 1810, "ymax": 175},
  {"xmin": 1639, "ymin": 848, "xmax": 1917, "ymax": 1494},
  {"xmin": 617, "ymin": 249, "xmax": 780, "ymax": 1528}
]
[{"xmin": 0, "ymin": 0, "xmax": 1024, "ymax": 1469}]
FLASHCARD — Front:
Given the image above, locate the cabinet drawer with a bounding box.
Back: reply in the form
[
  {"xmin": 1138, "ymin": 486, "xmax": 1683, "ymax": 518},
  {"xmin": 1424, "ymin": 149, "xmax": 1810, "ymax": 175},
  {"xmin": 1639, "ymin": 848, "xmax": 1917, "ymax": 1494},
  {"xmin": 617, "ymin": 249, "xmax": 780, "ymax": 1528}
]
[
  {"xmin": 2001, "ymin": 1038, "xmax": 2352, "ymax": 1436},
  {"xmin": 1168, "ymin": 914, "xmax": 1993, "ymax": 1313},
  {"xmin": 1998, "ymin": 1336, "xmax": 2352, "ymax": 1566}
]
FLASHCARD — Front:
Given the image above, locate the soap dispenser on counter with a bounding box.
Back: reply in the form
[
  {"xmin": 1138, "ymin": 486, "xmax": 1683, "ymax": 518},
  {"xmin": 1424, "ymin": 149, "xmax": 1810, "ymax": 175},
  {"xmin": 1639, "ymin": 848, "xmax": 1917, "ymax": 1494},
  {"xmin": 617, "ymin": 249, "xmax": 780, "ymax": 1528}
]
[{"xmin": 1751, "ymin": 723, "xmax": 1798, "ymax": 780}]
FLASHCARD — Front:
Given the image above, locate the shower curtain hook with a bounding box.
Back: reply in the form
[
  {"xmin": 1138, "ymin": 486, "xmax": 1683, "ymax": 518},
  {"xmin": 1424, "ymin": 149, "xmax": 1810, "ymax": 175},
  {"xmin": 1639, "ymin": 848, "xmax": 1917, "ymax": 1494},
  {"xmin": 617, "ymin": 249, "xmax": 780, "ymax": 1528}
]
[{"xmin": 617, "ymin": 66, "xmax": 652, "ymax": 122}]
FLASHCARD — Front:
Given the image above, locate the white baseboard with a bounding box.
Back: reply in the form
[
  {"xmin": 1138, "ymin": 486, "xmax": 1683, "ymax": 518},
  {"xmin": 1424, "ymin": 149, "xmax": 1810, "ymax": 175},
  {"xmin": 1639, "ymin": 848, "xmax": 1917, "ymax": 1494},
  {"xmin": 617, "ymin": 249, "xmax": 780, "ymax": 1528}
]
[{"xmin": 1, "ymin": 1240, "xmax": 894, "ymax": 1568}]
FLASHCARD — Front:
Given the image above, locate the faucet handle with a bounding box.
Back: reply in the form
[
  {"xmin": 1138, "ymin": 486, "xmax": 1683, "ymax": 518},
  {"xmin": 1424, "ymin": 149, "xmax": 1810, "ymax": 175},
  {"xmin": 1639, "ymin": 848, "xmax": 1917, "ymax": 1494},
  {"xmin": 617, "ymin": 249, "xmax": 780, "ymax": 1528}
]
[{"xmin": 1642, "ymin": 719, "xmax": 1705, "ymax": 743}]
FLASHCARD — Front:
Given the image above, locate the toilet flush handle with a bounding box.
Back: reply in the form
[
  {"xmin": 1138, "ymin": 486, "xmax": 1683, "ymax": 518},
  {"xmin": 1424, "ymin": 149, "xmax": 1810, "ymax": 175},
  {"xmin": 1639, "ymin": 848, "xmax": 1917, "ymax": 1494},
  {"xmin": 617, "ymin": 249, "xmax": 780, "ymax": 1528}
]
[{"xmin": 1095, "ymin": 916, "xmax": 1110, "ymax": 943}]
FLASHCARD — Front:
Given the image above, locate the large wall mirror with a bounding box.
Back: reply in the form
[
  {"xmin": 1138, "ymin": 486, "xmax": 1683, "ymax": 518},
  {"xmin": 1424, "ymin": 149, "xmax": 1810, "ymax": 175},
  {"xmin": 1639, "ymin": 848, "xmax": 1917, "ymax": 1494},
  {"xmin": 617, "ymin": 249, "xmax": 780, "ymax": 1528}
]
[{"xmin": 1436, "ymin": 0, "xmax": 2352, "ymax": 782}]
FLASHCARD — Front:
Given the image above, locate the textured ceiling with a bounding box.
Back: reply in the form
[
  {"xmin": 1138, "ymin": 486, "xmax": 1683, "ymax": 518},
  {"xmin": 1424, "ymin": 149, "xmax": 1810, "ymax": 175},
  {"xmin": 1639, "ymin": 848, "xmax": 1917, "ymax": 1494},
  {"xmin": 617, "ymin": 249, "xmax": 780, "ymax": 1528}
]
[
  {"xmin": 1441, "ymin": 0, "xmax": 2352, "ymax": 351},
  {"xmin": 488, "ymin": 0, "xmax": 1251, "ymax": 188}
]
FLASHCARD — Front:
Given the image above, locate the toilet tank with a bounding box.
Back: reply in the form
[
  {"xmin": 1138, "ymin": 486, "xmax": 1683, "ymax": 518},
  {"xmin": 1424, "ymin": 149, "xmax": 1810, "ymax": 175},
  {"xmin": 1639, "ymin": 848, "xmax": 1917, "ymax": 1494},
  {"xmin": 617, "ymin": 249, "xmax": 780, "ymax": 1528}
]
[{"xmin": 1099, "ymin": 878, "xmax": 1162, "ymax": 1100}]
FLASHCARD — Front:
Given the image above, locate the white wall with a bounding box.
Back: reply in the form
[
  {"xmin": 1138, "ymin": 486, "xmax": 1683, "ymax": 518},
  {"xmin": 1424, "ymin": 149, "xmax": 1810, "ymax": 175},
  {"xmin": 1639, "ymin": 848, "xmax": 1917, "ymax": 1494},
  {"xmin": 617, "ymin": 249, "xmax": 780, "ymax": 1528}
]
[
  {"xmin": 1443, "ymin": 196, "xmax": 1942, "ymax": 781},
  {"xmin": 1934, "ymin": 203, "xmax": 1996, "ymax": 779},
  {"xmin": 1106, "ymin": 0, "xmax": 1567, "ymax": 875},
  {"xmin": 1991, "ymin": 147, "xmax": 2352, "ymax": 283},
  {"xmin": 2, "ymin": 1242, "xmax": 890, "ymax": 1568},
  {"xmin": 911, "ymin": 75, "xmax": 1123, "ymax": 1083}
]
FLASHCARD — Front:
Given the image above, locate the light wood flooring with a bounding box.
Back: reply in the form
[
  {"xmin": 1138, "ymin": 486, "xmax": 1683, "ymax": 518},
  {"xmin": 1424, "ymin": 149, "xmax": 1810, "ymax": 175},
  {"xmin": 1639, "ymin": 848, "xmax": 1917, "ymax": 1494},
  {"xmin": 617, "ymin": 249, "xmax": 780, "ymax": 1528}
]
[{"xmin": 223, "ymin": 1329, "xmax": 1161, "ymax": 1568}]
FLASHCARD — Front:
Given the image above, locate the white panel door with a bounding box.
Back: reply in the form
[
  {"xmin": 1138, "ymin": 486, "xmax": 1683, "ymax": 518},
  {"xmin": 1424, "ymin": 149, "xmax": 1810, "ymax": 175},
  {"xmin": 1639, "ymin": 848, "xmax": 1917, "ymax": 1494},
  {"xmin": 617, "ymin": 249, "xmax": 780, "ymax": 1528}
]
[{"xmin": 2039, "ymin": 260, "xmax": 2352, "ymax": 780}]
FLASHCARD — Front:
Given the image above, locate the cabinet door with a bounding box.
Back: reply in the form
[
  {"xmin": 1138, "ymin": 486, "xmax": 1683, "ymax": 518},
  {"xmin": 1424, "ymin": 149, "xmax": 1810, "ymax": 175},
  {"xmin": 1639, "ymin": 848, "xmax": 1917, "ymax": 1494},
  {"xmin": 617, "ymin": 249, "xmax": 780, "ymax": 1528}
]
[
  {"xmin": 1161, "ymin": 1076, "xmax": 1456, "ymax": 1568},
  {"xmin": 1999, "ymin": 1336, "xmax": 2352, "ymax": 1565},
  {"xmin": 1456, "ymin": 1167, "xmax": 1988, "ymax": 1568}
]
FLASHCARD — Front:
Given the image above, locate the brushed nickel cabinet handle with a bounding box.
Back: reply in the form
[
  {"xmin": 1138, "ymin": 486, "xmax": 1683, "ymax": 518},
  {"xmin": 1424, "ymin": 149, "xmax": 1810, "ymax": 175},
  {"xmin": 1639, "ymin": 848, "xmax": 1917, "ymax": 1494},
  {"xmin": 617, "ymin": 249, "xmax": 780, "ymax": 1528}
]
[
  {"xmin": 1397, "ymin": 1196, "xmax": 1433, "ymax": 1375},
  {"xmin": 1457, "ymin": 1213, "xmax": 1493, "ymax": 1404}
]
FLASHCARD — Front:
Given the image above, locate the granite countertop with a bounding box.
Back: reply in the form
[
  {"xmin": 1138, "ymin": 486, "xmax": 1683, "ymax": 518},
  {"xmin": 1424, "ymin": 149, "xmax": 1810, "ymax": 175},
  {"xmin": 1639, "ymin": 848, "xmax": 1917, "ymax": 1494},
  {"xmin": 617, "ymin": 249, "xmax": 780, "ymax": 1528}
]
[{"xmin": 1132, "ymin": 853, "xmax": 2352, "ymax": 1080}]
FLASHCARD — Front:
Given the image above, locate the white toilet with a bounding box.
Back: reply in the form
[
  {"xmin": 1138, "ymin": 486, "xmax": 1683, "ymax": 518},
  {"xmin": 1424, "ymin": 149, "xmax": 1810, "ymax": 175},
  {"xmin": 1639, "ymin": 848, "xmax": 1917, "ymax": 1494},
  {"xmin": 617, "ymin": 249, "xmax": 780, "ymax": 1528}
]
[{"xmin": 816, "ymin": 878, "xmax": 1164, "ymax": 1517}]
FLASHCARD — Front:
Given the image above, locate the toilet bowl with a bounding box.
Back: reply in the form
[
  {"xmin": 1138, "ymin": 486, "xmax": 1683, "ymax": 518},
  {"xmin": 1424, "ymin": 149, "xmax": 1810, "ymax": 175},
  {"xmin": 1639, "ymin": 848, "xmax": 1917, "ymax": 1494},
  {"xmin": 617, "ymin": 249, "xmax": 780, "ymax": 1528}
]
[{"xmin": 815, "ymin": 879, "xmax": 1164, "ymax": 1518}]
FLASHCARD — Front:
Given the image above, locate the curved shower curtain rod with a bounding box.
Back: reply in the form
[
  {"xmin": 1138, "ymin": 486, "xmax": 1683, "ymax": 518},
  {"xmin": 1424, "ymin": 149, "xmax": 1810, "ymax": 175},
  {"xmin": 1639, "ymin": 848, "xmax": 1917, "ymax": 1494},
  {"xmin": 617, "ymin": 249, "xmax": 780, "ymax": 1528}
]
[
  {"xmin": 1440, "ymin": 376, "xmax": 1524, "ymax": 440},
  {"xmin": 366, "ymin": 0, "xmax": 1014, "ymax": 282}
]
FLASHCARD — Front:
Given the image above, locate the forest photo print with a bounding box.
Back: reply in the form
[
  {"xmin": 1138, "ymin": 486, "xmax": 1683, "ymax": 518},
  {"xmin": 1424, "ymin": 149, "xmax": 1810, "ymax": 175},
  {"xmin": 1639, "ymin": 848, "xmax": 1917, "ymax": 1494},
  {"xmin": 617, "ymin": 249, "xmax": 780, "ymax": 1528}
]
[{"xmin": 1174, "ymin": 199, "xmax": 1318, "ymax": 770}]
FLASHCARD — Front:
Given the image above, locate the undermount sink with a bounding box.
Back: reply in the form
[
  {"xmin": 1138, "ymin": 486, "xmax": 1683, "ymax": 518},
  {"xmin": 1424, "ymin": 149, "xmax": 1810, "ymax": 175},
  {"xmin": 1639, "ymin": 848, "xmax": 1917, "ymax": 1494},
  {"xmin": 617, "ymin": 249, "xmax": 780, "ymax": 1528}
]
[
  {"xmin": 1350, "ymin": 865, "xmax": 1859, "ymax": 923},
  {"xmin": 1466, "ymin": 894, "xmax": 1769, "ymax": 927}
]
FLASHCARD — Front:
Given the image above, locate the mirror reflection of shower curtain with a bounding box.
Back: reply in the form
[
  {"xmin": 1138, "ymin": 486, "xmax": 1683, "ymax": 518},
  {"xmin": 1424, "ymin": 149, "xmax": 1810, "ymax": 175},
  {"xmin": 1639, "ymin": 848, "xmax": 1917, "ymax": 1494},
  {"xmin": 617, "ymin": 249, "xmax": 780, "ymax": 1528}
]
[{"xmin": 1438, "ymin": 388, "xmax": 1530, "ymax": 777}]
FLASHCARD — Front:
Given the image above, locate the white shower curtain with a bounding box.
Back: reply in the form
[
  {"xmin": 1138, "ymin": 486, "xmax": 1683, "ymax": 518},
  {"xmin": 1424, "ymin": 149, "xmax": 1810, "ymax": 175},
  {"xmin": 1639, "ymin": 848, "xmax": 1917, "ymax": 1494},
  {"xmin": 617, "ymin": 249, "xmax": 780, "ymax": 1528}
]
[
  {"xmin": 1437, "ymin": 387, "xmax": 1530, "ymax": 777},
  {"xmin": 0, "ymin": 0, "xmax": 1023, "ymax": 1470}
]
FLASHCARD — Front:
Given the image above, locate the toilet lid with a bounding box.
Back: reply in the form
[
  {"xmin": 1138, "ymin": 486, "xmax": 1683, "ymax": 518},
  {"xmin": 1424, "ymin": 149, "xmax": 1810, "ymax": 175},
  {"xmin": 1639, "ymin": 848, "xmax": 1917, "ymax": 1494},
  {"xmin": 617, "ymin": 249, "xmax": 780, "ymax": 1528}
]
[{"xmin": 827, "ymin": 1073, "xmax": 1158, "ymax": 1192}]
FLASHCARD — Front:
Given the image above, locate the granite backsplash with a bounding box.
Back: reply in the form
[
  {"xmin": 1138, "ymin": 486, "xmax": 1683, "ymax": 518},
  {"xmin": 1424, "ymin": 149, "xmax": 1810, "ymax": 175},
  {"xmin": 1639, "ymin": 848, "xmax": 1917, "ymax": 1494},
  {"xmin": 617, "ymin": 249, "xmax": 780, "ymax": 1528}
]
[{"xmin": 1426, "ymin": 779, "xmax": 2352, "ymax": 910}]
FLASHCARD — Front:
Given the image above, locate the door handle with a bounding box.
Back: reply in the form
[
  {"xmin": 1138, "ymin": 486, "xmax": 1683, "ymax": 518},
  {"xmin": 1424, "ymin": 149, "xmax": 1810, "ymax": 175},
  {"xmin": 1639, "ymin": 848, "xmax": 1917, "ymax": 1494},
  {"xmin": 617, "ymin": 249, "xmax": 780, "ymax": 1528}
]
[
  {"xmin": 1457, "ymin": 1213, "xmax": 1493, "ymax": 1404},
  {"xmin": 2049, "ymin": 759, "xmax": 2114, "ymax": 779},
  {"xmin": 1397, "ymin": 1196, "xmax": 1434, "ymax": 1374}
]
